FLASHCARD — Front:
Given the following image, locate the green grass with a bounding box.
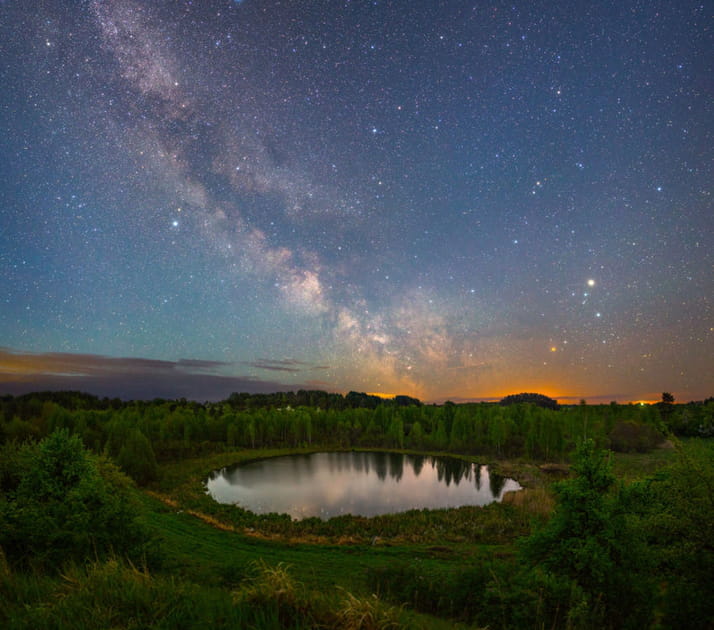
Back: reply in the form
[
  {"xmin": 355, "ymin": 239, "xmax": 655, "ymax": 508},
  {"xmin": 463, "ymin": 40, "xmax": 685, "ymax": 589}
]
[
  {"xmin": 5, "ymin": 443, "xmax": 706, "ymax": 629},
  {"xmin": 138, "ymin": 491, "xmax": 501, "ymax": 595},
  {"xmin": 610, "ymin": 439, "xmax": 681, "ymax": 481}
]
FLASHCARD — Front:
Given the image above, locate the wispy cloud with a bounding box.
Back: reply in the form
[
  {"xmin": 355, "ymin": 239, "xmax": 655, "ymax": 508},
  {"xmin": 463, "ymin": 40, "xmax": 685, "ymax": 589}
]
[
  {"xmin": 0, "ymin": 349, "xmax": 321, "ymax": 401},
  {"xmin": 245, "ymin": 358, "xmax": 331, "ymax": 373}
]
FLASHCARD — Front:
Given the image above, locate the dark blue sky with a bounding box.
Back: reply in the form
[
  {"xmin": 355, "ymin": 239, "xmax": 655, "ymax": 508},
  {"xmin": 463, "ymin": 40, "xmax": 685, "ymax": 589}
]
[{"xmin": 1, "ymin": 0, "xmax": 711, "ymax": 402}]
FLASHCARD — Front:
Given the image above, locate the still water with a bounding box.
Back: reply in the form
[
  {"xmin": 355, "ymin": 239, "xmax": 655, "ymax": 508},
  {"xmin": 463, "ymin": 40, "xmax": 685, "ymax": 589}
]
[{"xmin": 205, "ymin": 451, "xmax": 521, "ymax": 520}]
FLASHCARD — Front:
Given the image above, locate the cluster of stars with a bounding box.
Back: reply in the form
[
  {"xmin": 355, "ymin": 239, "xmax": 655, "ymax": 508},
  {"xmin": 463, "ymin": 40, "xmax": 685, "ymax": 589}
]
[{"xmin": 0, "ymin": 0, "xmax": 710, "ymax": 402}]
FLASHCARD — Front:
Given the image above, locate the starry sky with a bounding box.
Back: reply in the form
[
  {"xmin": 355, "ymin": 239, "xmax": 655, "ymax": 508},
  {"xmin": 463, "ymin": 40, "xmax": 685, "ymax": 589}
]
[{"xmin": 1, "ymin": 0, "xmax": 712, "ymax": 403}]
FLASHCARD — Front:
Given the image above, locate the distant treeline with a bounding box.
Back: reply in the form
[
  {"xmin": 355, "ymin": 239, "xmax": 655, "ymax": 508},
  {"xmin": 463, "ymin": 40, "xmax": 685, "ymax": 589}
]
[
  {"xmin": 1, "ymin": 389, "xmax": 422, "ymax": 413},
  {"xmin": 1, "ymin": 389, "xmax": 712, "ymax": 485}
]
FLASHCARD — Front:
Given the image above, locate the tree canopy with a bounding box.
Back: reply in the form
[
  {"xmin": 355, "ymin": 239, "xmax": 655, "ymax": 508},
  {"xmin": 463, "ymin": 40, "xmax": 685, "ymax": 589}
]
[{"xmin": 499, "ymin": 392, "xmax": 560, "ymax": 410}]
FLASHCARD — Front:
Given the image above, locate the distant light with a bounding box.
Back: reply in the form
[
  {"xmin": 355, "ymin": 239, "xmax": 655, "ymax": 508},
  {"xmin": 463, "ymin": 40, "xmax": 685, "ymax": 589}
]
[{"xmin": 587, "ymin": 279, "xmax": 596, "ymax": 287}]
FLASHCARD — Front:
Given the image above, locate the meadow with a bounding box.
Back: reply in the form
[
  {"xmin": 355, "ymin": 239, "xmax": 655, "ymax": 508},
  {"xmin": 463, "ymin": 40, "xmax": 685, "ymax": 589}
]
[{"xmin": 1, "ymin": 391, "xmax": 712, "ymax": 628}]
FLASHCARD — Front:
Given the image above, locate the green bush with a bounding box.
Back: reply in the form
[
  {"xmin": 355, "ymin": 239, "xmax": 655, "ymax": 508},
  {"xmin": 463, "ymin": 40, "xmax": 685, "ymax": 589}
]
[
  {"xmin": 637, "ymin": 440, "xmax": 714, "ymax": 629},
  {"xmin": 520, "ymin": 440, "xmax": 655, "ymax": 629},
  {"xmin": 0, "ymin": 430, "xmax": 152, "ymax": 570},
  {"xmin": 608, "ymin": 421, "xmax": 662, "ymax": 453},
  {"xmin": 116, "ymin": 428, "xmax": 158, "ymax": 485}
]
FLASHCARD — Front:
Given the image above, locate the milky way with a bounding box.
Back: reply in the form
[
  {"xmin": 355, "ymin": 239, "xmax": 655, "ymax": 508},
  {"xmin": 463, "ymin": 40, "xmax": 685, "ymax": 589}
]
[{"xmin": 1, "ymin": 0, "xmax": 711, "ymax": 402}]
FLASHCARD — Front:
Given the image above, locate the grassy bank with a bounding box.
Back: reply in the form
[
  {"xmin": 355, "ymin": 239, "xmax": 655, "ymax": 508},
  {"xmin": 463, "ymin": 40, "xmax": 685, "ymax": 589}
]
[
  {"xmin": 4, "ymin": 439, "xmax": 710, "ymax": 628},
  {"xmin": 147, "ymin": 448, "xmax": 556, "ymax": 546}
]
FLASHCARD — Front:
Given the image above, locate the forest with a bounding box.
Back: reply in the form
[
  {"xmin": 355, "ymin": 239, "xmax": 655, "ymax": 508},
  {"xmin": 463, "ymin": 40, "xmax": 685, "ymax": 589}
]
[{"xmin": 1, "ymin": 389, "xmax": 713, "ymax": 629}]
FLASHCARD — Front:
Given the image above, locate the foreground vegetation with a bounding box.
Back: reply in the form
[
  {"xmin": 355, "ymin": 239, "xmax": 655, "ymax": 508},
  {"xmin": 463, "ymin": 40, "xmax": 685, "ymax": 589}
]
[{"xmin": 1, "ymin": 391, "xmax": 713, "ymax": 628}]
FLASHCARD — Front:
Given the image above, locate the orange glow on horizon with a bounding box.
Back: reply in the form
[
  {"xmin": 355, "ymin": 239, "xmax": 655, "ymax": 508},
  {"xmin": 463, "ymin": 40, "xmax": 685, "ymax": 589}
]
[{"xmin": 366, "ymin": 392, "xmax": 398, "ymax": 399}]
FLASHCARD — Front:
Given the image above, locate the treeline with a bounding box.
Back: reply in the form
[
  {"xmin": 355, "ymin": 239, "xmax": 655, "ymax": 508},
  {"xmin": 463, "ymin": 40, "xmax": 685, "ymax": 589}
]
[
  {"xmin": 0, "ymin": 389, "xmax": 421, "ymax": 415},
  {"xmin": 1, "ymin": 390, "xmax": 713, "ymax": 485}
]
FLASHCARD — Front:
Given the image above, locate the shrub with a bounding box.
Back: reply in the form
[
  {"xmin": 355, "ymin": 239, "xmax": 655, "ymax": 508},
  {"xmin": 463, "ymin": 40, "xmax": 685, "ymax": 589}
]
[
  {"xmin": 116, "ymin": 428, "xmax": 158, "ymax": 485},
  {"xmin": 608, "ymin": 421, "xmax": 662, "ymax": 453},
  {"xmin": 520, "ymin": 440, "xmax": 654, "ymax": 629},
  {"xmin": 0, "ymin": 430, "xmax": 152, "ymax": 570}
]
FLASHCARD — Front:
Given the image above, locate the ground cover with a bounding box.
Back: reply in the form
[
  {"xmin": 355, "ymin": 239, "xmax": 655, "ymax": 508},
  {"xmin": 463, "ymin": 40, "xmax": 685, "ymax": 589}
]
[
  {"xmin": 134, "ymin": 443, "xmax": 695, "ymax": 628},
  {"xmin": 5, "ymin": 435, "xmax": 709, "ymax": 629}
]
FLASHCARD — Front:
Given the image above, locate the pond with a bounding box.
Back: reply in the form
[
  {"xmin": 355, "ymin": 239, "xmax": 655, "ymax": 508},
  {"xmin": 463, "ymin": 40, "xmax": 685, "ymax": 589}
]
[{"xmin": 205, "ymin": 451, "xmax": 522, "ymax": 520}]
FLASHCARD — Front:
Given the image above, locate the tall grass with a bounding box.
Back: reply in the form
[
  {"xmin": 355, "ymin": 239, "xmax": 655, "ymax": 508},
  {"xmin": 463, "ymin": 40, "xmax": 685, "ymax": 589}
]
[
  {"xmin": 336, "ymin": 589, "xmax": 405, "ymax": 629},
  {"xmin": 1, "ymin": 556, "xmax": 426, "ymax": 630}
]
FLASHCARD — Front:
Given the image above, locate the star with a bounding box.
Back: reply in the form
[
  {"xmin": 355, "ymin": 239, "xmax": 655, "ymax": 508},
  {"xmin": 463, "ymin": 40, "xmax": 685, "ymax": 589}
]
[{"xmin": 0, "ymin": 0, "xmax": 709, "ymax": 403}]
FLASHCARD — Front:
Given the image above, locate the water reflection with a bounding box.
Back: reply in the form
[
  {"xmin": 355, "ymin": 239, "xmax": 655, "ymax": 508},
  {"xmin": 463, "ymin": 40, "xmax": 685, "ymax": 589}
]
[{"xmin": 206, "ymin": 452, "xmax": 521, "ymax": 520}]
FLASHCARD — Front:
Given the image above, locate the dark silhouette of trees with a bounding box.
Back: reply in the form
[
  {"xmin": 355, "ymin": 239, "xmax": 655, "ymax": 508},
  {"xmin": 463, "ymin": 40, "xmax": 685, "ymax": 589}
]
[
  {"xmin": 393, "ymin": 395, "xmax": 421, "ymax": 407},
  {"xmin": 499, "ymin": 392, "xmax": 560, "ymax": 410},
  {"xmin": 223, "ymin": 389, "xmax": 419, "ymax": 411},
  {"xmin": 658, "ymin": 391, "xmax": 675, "ymax": 427}
]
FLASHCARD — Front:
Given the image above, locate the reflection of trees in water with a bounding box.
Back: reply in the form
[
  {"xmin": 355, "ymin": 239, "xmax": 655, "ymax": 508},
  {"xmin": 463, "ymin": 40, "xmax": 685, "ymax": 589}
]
[
  {"xmin": 411, "ymin": 454, "xmax": 425, "ymax": 477},
  {"xmin": 388, "ymin": 453, "xmax": 404, "ymax": 482},
  {"xmin": 352, "ymin": 451, "xmax": 365, "ymax": 474},
  {"xmin": 489, "ymin": 471, "xmax": 506, "ymax": 497},
  {"xmin": 474, "ymin": 464, "xmax": 483, "ymax": 491},
  {"xmin": 433, "ymin": 457, "xmax": 474, "ymax": 487},
  {"xmin": 373, "ymin": 451, "xmax": 388, "ymax": 481},
  {"xmin": 435, "ymin": 459, "xmax": 446, "ymax": 484},
  {"xmin": 215, "ymin": 453, "xmax": 509, "ymax": 500},
  {"xmin": 225, "ymin": 462, "xmax": 249, "ymax": 484},
  {"xmin": 328, "ymin": 451, "xmax": 352, "ymax": 475},
  {"xmin": 290, "ymin": 453, "xmax": 314, "ymax": 481}
]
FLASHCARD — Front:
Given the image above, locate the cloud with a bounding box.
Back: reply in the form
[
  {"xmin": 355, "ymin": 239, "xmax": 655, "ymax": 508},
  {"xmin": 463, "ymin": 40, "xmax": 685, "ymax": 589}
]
[
  {"xmin": 175, "ymin": 358, "xmax": 233, "ymax": 371},
  {"xmin": 0, "ymin": 349, "xmax": 322, "ymax": 401},
  {"xmin": 245, "ymin": 358, "xmax": 329, "ymax": 373}
]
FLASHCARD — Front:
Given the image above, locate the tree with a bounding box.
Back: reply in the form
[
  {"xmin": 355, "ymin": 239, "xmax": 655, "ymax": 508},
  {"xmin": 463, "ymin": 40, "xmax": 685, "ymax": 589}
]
[
  {"xmin": 639, "ymin": 440, "xmax": 714, "ymax": 628},
  {"xmin": 499, "ymin": 392, "xmax": 560, "ymax": 410},
  {"xmin": 0, "ymin": 429, "xmax": 151, "ymax": 570},
  {"xmin": 408, "ymin": 421, "xmax": 424, "ymax": 448},
  {"xmin": 520, "ymin": 440, "xmax": 653, "ymax": 629},
  {"xmin": 116, "ymin": 429, "xmax": 158, "ymax": 486},
  {"xmin": 386, "ymin": 417, "xmax": 404, "ymax": 449}
]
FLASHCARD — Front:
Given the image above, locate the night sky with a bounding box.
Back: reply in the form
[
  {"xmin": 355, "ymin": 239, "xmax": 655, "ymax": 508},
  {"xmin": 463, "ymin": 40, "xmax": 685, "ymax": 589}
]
[{"xmin": 1, "ymin": 0, "xmax": 712, "ymax": 403}]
